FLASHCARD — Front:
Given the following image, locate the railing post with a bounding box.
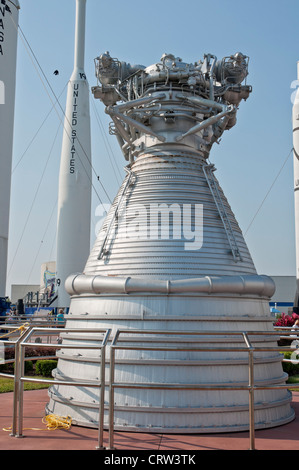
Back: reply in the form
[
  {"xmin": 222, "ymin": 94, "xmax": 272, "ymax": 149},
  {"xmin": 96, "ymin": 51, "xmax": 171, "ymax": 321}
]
[
  {"xmin": 95, "ymin": 328, "xmax": 111, "ymax": 450},
  {"xmin": 248, "ymin": 348, "xmax": 255, "ymax": 450},
  {"xmin": 242, "ymin": 332, "xmax": 256, "ymax": 451},
  {"xmin": 96, "ymin": 344, "xmax": 106, "ymax": 450},
  {"xmin": 16, "ymin": 341, "xmax": 25, "ymax": 438},
  {"xmin": 108, "ymin": 345, "xmax": 115, "ymax": 450},
  {"xmin": 11, "ymin": 325, "xmax": 31, "ymax": 437},
  {"xmin": 11, "ymin": 336, "xmax": 21, "ymax": 437}
]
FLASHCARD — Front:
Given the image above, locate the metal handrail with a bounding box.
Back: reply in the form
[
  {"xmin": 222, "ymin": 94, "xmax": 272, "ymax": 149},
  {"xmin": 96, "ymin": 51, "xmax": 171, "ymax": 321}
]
[
  {"xmin": 108, "ymin": 328, "xmax": 299, "ymax": 451},
  {"xmin": 0, "ymin": 315, "xmax": 64, "ymax": 326},
  {"xmin": 0, "ymin": 324, "xmax": 34, "ymax": 435},
  {"xmin": 1, "ymin": 325, "xmax": 111, "ymax": 450},
  {"xmin": 2, "ymin": 326, "xmax": 299, "ymax": 450}
]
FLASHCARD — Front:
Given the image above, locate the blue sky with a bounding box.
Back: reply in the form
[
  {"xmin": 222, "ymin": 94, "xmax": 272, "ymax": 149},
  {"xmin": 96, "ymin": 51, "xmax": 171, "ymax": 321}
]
[{"xmin": 6, "ymin": 0, "xmax": 299, "ymax": 295}]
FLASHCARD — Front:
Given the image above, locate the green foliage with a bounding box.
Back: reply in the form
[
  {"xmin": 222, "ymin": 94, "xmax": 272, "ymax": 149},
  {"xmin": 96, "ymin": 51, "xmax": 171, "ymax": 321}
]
[
  {"xmin": 24, "ymin": 360, "xmax": 34, "ymax": 373},
  {"xmin": 0, "ymin": 376, "xmax": 51, "ymax": 393},
  {"xmin": 35, "ymin": 360, "xmax": 58, "ymax": 377},
  {"xmin": 0, "ymin": 363, "xmax": 7, "ymax": 373},
  {"xmin": 0, "ymin": 360, "xmax": 33, "ymax": 373},
  {"xmin": 4, "ymin": 346, "xmax": 57, "ymax": 361}
]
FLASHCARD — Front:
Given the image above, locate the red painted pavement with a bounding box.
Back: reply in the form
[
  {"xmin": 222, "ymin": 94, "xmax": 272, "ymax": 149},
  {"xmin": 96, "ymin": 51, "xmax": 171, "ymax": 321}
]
[{"xmin": 0, "ymin": 389, "xmax": 299, "ymax": 451}]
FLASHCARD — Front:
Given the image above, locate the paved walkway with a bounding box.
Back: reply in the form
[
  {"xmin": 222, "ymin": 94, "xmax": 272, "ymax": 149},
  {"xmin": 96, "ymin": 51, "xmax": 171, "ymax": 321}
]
[{"xmin": 1, "ymin": 389, "xmax": 299, "ymax": 451}]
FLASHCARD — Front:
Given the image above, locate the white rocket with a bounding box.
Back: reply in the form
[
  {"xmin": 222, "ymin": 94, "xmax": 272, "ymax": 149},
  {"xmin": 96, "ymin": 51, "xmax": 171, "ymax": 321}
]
[
  {"xmin": 55, "ymin": 0, "xmax": 92, "ymax": 309},
  {"xmin": 293, "ymin": 61, "xmax": 299, "ymax": 310},
  {"xmin": 0, "ymin": 0, "xmax": 20, "ymax": 297}
]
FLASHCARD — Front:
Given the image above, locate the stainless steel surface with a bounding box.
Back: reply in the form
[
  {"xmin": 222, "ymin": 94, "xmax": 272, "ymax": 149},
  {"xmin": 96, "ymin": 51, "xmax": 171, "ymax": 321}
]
[
  {"xmin": 3, "ymin": 327, "xmax": 299, "ymax": 450},
  {"xmin": 66, "ymin": 273, "xmax": 275, "ymax": 297},
  {"xmin": 0, "ymin": 324, "xmax": 29, "ymax": 436},
  {"xmin": 107, "ymin": 329, "xmax": 296, "ymax": 450},
  {"xmin": 2, "ymin": 325, "xmax": 111, "ymax": 449}
]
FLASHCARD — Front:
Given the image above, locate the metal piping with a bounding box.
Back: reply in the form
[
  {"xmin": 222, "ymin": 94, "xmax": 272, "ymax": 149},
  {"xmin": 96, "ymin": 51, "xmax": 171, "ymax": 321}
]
[
  {"xmin": 106, "ymin": 106, "xmax": 166, "ymax": 142},
  {"xmin": 65, "ymin": 273, "xmax": 275, "ymax": 298},
  {"xmin": 176, "ymin": 105, "xmax": 234, "ymax": 141},
  {"xmin": 176, "ymin": 93, "xmax": 226, "ymax": 112},
  {"xmin": 114, "ymin": 93, "xmax": 166, "ymax": 113}
]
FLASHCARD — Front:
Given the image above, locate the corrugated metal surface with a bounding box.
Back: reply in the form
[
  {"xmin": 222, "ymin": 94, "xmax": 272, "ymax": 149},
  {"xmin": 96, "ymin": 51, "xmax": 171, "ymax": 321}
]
[
  {"xmin": 46, "ymin": 291, "xmax": 295, "ymax": 432},
  {"xmin": 86, "ymin": 153, "xmax": 256, "ymax": 279},
  {"xmin": 46, "ymin": 144, "xmax": 294, "ymax": 434},
  {"xmin": 47, "ymin": 52, "xmax": 294, "ymax": 432}
]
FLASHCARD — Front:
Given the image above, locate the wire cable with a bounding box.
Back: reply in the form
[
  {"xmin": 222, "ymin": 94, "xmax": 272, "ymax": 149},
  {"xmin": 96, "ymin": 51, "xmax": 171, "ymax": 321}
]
[
  {"xmin": 12, "ymin": 83, "xmax": 68, "ymax": 173},
  {"xmin": 91, "ymin": 99, "xmax": 123, "ymax": 185},
  {"xmin": 6, "ymin": 17, "xmax": 117, "ymax": 283},
  {"xmin": 25, "ymin": 198, "xmax": 58, "ymax": 288},
  {"xmin": 245, "ymin": 148, "xmax": 293, "ymax": 235},
  {"xmin": 8, "ymin": 123, "xmax": 61, "ymax": 276},
  {"xmin": 16, "ymin": 23, "xmax": 113, "ymax": 204}
]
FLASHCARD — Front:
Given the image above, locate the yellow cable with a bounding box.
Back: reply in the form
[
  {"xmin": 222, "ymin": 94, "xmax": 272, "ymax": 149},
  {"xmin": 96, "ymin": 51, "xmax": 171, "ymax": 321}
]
[
  {"xmin": 2, "ymin": 426, "xmax": 43, "ymax": 432},
  {"xmin": 18, "ymin": 322, "xmax": 30, "ymax": 333},
  {"xmin": 3, "ymin": 414, "xmax": 72, "ymax": 432},
  {"xmin": 0, "ymin": 322, "xmax": 30, "ymax": 339},
  {"xmin": 42, "ymin": 414, "xmax": 72, "ymax": 431}
]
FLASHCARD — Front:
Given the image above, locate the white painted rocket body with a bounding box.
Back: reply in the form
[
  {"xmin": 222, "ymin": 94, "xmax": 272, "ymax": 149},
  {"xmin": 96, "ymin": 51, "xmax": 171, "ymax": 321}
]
[
  {"xmin": 55, "ymin": 0, "xmax": 91, "ymax": 309},
  {"xmin": 0, "ymin": 0, "xmax": 20, "ymax": 297},
  {"xmin": 293, "ymin": 61, "xmax": 299, "ymax": 308}
]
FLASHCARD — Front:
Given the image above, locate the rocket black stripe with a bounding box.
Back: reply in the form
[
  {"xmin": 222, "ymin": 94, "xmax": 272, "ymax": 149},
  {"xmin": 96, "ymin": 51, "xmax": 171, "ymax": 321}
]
[
  {"xmin": 294, "ymin": 148, "xmax": 299, "ymax": 160},
  {"xmin": 293, "ymin": 131, "xmax": 299, "ymax": 159}
]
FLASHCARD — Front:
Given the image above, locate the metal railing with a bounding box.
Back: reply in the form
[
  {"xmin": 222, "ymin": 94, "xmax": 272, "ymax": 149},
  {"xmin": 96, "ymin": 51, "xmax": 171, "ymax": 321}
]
[
  {"xmin": 0, "ymin": 324, "xmax": 111, "ymax": 450},
  {"xmin": 2, "ymin": 325, "xmax": 299, "ymax": 450},
  {"xmin": 0, "ymin": 324, "xmax": 33, "ymax": 437},
  {"xmin": 109, "ymin": 328, "xmax": 299, "ymax": 451},
  {"xmin": 0, "ymin": 314, "xmax": 65, "ymax": 327}
]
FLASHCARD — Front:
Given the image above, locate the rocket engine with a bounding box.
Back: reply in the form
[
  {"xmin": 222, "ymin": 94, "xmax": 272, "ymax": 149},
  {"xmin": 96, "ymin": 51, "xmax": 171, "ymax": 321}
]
[{"xmin": 47, "ymin": 50, "xmax": 294, "ymax": 433}]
